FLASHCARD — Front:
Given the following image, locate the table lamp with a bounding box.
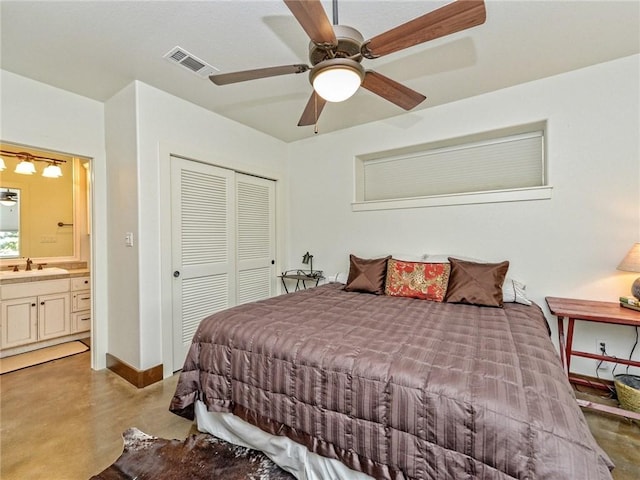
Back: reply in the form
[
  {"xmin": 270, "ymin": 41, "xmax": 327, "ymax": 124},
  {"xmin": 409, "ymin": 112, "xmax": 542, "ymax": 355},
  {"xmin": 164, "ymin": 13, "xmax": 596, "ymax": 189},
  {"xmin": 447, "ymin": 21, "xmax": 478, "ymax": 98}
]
[
  {"xmin": 302, "ymin": 251, "xmax": 314, "ymax": 276},
  {"xmin": 617, "ymin": 242, "xmax": 640, "ymax": 299}
]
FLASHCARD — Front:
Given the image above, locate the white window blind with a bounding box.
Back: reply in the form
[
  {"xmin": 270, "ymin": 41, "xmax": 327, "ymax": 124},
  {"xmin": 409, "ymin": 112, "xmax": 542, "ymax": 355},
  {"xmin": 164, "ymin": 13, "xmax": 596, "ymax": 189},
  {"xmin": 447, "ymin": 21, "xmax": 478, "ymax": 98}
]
[{"xmin": 360, "ymin": 130, "xmax": 544, "ymax": 203}]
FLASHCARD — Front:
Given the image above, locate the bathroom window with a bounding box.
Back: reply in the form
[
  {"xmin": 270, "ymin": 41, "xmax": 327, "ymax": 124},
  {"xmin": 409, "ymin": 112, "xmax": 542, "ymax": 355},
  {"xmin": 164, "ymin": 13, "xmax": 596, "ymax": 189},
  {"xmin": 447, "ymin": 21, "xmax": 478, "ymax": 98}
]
[{"xmin": 0, "ymin": 188, "xmax": 20, "ymax": 258}]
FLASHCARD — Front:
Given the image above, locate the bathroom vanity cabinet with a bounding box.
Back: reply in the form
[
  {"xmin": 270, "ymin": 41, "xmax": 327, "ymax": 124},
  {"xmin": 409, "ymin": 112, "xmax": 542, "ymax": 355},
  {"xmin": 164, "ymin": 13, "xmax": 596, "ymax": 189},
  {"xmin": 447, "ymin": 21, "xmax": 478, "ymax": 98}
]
[
  {"xmin": 71, "ymin": 276, "xmax": 91, "ymax": 333},
  {"xmin": 0, "ymin": 274, "xmax": 89, "ymax": 354}
]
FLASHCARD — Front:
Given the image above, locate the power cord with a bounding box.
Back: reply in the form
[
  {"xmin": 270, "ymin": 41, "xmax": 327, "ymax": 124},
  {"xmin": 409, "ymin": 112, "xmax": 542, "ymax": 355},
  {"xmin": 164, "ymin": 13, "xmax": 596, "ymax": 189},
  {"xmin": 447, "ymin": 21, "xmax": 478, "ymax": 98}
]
[
  {"xmin": 595, "ymin": 343, "xmax": 618, "ymax": 398},
  {"xmin": 625, "ymin": 326, "xmax": 639, "ymax": 375},
  {"xmin": 577, "ymin": 328, "xmax": 639, "ymax": 399}
]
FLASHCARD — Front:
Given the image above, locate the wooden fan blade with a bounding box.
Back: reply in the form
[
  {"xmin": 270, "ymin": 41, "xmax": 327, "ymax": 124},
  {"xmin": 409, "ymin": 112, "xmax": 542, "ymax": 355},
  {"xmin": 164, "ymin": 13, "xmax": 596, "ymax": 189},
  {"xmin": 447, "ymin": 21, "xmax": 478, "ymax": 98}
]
[
  {"xmin": 362, "ymin": 0, "xmax": 486, "ymax": 59},
  {"xmin": 361, "ymin": 71, "xmax": 426, "ymax": 110},
  {"xmin": 284, "ymin": 0, "xmax": 337, "ymax": 46},
  {"xmin": 210, "ymin": 64, "xmax": 309, "ymax": 85},
  {"xmin": 298, "ymin": 91, "xmax": 327, "ymax": 126}
]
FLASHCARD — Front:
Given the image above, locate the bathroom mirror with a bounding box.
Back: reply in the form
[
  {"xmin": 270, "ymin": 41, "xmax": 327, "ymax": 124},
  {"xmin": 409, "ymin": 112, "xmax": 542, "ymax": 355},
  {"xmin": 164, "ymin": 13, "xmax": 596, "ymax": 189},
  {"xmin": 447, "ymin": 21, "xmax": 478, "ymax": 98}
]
[{"xmin": 0, "ymin": 143, "xmax": 90, "ymax": 262}]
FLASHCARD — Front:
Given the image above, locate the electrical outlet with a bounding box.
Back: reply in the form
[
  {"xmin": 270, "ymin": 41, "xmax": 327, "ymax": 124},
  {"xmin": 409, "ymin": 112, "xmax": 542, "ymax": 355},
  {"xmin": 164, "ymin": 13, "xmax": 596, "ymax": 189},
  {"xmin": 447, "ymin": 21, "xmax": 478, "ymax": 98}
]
[{"xmin": 596, "ymin": 339, "xmax": 609, "ymax": 371}]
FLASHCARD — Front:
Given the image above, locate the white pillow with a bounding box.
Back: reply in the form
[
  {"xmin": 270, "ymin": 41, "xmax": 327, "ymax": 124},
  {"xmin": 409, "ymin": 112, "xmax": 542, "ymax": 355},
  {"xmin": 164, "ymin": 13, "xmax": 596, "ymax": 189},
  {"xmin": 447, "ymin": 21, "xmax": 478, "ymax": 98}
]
[
  {"xmin": 424, "ymin": 254, "xmax": 479, "ymax": 263},
  {"xmin": 501, "ymin": 278, "xmax": 532, "ymax": 306},
  {"xmin": 324, "ymin": 272, "xmax": 348, "ymax": 284},
  {"xmin": 372, "ymin": 253, "xmax": 426, "ymax": 262},
  {"xmin": 424, "ymin": 254, "xmax": 532, "ymax": 305}
]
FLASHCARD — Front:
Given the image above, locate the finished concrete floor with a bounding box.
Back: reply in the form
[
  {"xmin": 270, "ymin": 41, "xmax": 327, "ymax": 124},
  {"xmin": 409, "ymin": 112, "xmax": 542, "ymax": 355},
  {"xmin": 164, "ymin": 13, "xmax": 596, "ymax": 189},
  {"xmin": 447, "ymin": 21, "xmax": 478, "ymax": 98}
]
[
  {"xmin": 1, "ymin": 351, "xmax": 639, "ymax": 479},
  {"xmin": 1, "ymin": 351, "xmax": 196, "ymax": 479}
]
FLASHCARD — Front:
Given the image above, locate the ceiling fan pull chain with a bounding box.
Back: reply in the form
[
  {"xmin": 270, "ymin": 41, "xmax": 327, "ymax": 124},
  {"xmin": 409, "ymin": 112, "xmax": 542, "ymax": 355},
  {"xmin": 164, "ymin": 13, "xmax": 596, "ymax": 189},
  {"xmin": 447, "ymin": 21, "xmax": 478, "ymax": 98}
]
[
  {"xmin": 314, "ymin": 94, "xmax": 318, "ymax": 134},
  {"xmin": 332, "ymin": 0, "xmax": 338, "ymax": 26}
]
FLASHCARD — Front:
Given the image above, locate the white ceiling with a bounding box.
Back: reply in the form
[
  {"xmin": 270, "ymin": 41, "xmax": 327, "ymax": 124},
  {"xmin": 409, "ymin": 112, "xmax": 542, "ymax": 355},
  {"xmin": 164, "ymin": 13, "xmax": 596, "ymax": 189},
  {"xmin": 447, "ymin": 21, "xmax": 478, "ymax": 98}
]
[{"xmin": 1, "ymin": 1, "xmax": 638, "ymax": 143}]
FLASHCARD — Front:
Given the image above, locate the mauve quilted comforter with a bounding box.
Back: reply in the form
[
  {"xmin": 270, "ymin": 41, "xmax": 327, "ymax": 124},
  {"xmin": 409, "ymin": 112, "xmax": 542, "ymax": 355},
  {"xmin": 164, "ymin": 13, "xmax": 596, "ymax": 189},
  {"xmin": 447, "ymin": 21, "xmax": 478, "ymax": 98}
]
[{"xmin": 170, "ymin": 283, "xmax": 613, "ymax": 480}]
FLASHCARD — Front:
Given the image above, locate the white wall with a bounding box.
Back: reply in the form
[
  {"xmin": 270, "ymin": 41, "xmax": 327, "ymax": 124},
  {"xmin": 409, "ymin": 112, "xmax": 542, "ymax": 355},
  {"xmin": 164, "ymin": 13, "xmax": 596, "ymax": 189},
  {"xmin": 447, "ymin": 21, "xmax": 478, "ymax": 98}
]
[
  {"xmin": 0, "ymin": 70, "xmax": 108, "ymax": 368},
  {"xmin": 287, "ymin": 54, "xmax": 640, "ymax": 379},
  {"xmin": 107, "ymin": 82, "xmax": 288, "ymax": 374},
  {"xmin": 104, "ymin": 83, "xmax": 140, "ymax": 367}
]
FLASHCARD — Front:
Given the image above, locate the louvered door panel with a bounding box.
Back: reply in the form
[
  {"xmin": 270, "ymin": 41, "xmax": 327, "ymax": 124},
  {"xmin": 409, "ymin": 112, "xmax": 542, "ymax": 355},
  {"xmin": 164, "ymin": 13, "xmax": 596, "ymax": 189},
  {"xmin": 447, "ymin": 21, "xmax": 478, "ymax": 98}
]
[
  {"xmin": 171, "ymin": 157, "xmax": 235, "ymax": 367},
  {"xmin": 181, "ymin": 171, "xmax": 228, "ymax": 266},
  {"xmin": 237, "ymin": 268, "xmax": 271, "ymax": 305},
  {"xmin": 181, "ymin": 275, "xmax": 229, "ymax": 343},
  {"xmin": 236, "ymin": 174, "xmax": 275, "ymax": 305}
]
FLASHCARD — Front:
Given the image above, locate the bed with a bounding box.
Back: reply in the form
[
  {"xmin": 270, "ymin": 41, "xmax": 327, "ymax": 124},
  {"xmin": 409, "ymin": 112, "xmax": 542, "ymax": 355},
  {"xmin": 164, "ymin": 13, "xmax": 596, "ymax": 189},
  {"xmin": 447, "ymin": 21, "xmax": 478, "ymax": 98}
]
[{"xmin": 170, "ymin": 259, "xmax": 613, "ymax": 480}]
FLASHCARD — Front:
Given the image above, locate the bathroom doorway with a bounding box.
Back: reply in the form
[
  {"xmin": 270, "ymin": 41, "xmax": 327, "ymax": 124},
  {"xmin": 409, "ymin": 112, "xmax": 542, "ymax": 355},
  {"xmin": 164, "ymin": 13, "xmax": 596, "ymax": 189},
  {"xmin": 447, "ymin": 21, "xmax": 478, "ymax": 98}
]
[{"xmin": 0, "ymin": 142, "xmax": 93, "ymax": 367}]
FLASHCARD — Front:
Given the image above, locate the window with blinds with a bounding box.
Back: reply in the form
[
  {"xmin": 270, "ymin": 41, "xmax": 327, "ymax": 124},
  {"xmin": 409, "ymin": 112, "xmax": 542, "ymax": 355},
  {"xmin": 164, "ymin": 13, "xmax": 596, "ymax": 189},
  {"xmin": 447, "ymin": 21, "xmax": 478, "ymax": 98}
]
[{"xmin": 354, "ymin": 124, "xmax": 551, "ymax": 211}]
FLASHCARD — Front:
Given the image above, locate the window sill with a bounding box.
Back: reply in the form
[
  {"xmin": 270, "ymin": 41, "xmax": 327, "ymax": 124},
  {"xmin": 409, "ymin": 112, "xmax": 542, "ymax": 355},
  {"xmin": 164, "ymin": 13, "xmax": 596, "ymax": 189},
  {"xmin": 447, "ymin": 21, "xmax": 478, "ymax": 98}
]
[{"xmin": 352, "ymin": 186, "xmax": 553, "ymax": 212}]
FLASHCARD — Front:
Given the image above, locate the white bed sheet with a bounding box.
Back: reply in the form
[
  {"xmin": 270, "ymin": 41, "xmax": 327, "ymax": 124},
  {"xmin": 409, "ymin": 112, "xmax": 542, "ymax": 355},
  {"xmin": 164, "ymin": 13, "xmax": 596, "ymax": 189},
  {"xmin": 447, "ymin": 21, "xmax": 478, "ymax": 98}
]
[{"xmin": 195, "ymin": 400, "xmax": 374, "ymax": 480}]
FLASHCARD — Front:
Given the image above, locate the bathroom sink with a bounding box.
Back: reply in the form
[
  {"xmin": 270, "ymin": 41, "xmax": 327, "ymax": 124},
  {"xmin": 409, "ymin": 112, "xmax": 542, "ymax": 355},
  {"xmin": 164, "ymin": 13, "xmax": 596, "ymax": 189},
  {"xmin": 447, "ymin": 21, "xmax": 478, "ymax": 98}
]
[{"xmin": 0, "ymin": 267, "xmax": 69, "ymax": 279}]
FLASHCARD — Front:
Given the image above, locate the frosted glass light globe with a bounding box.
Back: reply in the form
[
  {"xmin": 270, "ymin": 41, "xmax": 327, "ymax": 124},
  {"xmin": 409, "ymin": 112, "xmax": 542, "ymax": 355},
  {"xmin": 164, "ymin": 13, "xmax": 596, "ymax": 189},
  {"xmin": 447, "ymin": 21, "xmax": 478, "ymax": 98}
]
[{"xmin": 313, "ymin": 67, "xmax": 362, "ymax": 102}]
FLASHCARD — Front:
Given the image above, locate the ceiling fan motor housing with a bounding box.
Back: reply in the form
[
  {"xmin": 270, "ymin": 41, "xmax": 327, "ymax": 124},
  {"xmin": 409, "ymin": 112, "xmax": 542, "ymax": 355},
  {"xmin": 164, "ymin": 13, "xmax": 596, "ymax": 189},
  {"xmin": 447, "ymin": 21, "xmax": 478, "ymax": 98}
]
[{"xmin": 308, "ymin": 25, "xmax": 364, "ymax": 65}]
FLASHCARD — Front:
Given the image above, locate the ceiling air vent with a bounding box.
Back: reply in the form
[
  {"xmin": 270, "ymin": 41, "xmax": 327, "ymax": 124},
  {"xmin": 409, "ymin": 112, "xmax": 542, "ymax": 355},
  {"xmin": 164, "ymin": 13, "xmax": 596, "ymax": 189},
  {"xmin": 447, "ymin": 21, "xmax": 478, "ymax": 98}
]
[{"xmin": 163, "ymin": 46, "xmax": 218, "ymax": 78}]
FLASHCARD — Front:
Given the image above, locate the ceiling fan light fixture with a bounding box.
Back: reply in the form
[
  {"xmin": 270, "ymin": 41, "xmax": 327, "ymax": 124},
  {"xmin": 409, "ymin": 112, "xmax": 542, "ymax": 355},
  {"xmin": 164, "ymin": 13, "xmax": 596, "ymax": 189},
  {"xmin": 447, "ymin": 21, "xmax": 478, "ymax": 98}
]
[
  {"xmin": 0, "ymin": 190, "xmax": 17, "ymax": 207},
  {"xmin": 311, "ymin": 59, "xmax": 365, "ymax": 103}
]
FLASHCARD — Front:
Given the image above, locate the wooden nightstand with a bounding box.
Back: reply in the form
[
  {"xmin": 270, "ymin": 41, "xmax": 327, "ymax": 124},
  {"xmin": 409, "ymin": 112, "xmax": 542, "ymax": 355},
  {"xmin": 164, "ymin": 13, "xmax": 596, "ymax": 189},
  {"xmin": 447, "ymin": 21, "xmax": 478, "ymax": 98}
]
[{"xmin": 546, "ymin": 296, "xmax": 640, "ymax": 420}]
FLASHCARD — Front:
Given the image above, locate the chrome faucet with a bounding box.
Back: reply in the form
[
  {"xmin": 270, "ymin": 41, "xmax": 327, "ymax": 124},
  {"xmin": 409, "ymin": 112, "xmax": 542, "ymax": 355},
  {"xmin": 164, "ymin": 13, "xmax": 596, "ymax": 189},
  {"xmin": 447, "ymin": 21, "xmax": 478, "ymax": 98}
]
[{"xmin": 25, "ymin": 258, "xmax": 33, "ymax": 271}]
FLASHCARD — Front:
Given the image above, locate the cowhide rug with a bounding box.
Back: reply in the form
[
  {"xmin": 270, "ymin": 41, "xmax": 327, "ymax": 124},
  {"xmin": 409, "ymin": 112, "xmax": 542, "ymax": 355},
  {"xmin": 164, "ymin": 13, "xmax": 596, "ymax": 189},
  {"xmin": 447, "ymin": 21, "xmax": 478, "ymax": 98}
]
[{"xmin": 91, "ymin": 428, "xmax": 295, "ymax": 480}]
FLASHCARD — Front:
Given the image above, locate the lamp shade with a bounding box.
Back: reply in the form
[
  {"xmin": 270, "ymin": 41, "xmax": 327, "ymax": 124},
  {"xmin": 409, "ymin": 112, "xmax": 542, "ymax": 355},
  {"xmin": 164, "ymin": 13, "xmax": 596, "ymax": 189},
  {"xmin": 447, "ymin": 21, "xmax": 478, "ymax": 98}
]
[
  {"xmin": 311, "ymin": 59, "xmax": 365, "ymax": 103},
  {"xmin": 42, "ymin": 163, "xmax": 63, "ymax": 178},
  {"xmin": 618, "ymin": 243, "xmax": 640, "ymax": 298},
  {"xmin": 618, "ymin": 243, "xmax": 640, "ymax": 273},
  {"xmin": 15, "ymin": 159, "xmax": 36, "ymax": 175}
]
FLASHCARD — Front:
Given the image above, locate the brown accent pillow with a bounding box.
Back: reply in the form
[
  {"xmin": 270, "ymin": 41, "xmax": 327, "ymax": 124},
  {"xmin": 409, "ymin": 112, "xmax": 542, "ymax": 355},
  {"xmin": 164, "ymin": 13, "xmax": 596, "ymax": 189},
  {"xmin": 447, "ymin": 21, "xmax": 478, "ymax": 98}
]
[
  {"xmin": 445, "ymin": 257, "xmax": 510, "ymax": 307},
  {"xmin": 344, "ymin": 254, "xmax": 391, "ymax": 295}
]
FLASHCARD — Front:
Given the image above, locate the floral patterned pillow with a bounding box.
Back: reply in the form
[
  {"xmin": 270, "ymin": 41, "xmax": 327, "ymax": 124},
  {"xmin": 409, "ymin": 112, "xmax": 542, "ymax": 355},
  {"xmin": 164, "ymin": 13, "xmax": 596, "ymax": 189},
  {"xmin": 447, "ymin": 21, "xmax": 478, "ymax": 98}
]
[{"xmin": 385, "ymin": 259, "xmax": 451, "ymax": 302}]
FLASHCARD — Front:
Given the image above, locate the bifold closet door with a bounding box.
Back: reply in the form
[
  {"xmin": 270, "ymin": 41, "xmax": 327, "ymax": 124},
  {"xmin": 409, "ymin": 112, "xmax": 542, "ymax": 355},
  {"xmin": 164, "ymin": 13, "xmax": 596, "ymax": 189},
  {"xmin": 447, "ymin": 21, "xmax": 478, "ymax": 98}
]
[
  {"xmin": 171, "ymin": 156, "xmax": 235, "ymax": 367},
  {"xmin": 236, "ymin": 173, "xmax": 276, "ymax": 305}
]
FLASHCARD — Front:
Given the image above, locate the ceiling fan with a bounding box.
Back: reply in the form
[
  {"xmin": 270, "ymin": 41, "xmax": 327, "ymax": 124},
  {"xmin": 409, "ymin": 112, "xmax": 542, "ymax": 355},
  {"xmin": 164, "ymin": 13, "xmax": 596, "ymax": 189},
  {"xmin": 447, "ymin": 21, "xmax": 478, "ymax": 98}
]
[{"xmin": 210, "ymin": 0, "xmax": 486, "ymax": 127}]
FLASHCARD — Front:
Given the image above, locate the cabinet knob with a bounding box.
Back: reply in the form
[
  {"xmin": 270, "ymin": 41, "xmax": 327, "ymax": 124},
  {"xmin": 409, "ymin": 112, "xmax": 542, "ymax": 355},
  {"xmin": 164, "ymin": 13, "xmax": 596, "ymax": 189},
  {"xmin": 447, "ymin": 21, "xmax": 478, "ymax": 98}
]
[
  {"xmin": 173, "ymin": 271, "xmax": 180, "ymax": 278},
  {"xmin": 40, "ymin": 301, "xmax": 45, "ymax": 305},
  {"xmin": 31, "ymin": 303, "xmax": 36, "ymax": 307}
]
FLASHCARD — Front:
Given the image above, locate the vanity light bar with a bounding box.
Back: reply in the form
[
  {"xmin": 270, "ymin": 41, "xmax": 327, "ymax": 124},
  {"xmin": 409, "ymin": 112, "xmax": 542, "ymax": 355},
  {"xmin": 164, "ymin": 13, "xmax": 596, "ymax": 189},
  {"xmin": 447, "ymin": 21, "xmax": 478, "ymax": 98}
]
[{"xmin": 0, "ymin": 149, "xmax": 67, "ymax": 177}]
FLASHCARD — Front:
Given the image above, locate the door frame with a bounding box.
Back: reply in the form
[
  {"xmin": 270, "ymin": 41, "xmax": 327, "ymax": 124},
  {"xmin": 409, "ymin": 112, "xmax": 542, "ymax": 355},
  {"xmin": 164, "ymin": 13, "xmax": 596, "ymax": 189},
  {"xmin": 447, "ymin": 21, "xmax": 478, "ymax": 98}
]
[{"xmin": 158, "ymin": 143, "xmax": 287, "ymax": 375}]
